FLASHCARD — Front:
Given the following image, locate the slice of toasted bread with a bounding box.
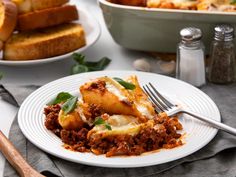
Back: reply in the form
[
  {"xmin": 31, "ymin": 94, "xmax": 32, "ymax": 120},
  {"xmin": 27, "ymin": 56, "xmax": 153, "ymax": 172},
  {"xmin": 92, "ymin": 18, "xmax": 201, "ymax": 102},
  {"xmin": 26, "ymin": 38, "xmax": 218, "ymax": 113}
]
[
  {"xmin": 4, "ymin": 23, "xmax": 86, "ymax": 60},
  {"xmin": 0, "ymin": 0, "xmax": 17, "ymax": 41},
  {"xmin": 18, "ymin": 5, "xmax": 79, "ymax": 31},
  {"xmin": 11, "ymin": 0, "xmax": 31, "ymax": 14},
  {"xmin": 31, "ymin": 0, "xmax": 69, "ymax": 11},
  {"xmin": 12, "ymin": 0, "xmax": 69, "ymax": 14}
]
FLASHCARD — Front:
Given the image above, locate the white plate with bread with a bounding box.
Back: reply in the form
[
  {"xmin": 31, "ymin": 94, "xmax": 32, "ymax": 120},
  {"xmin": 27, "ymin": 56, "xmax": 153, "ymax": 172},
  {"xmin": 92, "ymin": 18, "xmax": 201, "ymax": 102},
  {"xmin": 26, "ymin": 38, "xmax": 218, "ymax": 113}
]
[{"xmin": 0, "ymin": 0, "xmax": 100, "ymax": 66}]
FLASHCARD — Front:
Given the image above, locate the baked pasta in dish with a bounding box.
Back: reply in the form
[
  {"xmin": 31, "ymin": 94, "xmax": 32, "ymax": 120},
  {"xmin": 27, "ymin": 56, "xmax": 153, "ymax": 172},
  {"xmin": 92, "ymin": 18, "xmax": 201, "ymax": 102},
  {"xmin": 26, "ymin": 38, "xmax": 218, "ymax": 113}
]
[
  {"xmin": 108, "ymin": 0, "xmax": 236, "ymax": 11},
  {"xmin": 44, "ymin": 75, "xmax": 183, "ymax": 157}
]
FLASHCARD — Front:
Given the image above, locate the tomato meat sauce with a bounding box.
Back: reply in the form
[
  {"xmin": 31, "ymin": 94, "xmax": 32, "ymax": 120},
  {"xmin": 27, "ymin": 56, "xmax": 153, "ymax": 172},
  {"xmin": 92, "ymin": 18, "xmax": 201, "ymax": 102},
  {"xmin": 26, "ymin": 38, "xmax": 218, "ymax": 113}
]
[{"xmin": 44, "ymin": 104, "xmax": 183, "ymax": 157}]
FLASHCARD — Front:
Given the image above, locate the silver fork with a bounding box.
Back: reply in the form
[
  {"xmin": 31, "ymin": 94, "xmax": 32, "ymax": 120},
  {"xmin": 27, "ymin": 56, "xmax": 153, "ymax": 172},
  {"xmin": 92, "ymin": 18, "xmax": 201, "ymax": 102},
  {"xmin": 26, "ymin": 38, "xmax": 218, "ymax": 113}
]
[{"xmin": 143, "ymin": 83, "xmax": 236, "ymax": 136}]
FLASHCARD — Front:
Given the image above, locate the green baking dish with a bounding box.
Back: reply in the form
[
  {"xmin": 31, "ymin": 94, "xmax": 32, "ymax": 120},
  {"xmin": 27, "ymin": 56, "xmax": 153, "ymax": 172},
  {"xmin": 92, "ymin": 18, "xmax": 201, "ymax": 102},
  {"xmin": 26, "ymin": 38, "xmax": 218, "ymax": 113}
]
[{"xmin": 99, "ymin": 0, "xmax": 236, "ymax": 53}]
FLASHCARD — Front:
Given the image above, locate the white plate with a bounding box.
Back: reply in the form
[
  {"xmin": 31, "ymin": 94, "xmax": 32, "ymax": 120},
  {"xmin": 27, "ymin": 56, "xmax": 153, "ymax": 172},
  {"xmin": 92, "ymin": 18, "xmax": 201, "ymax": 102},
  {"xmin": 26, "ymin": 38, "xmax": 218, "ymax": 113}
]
[
  {"xmin": 0, "ymin": 5, "xmax": 101, "ymax": 66},
  {"xmin": 18, "ymin": 71, "xmax": 220, "ymax": 168}
]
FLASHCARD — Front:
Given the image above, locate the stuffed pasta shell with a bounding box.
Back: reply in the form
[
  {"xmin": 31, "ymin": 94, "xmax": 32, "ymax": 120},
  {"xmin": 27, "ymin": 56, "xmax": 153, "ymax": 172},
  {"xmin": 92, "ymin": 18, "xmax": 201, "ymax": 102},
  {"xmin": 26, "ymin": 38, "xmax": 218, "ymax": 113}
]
[
  {"xmin": 44, "ymin": 75, "xmax": 184, "ymax": 157},
  {"xmin": 80, "ymin": 75, "xmax": 155, "ymax": 122}
]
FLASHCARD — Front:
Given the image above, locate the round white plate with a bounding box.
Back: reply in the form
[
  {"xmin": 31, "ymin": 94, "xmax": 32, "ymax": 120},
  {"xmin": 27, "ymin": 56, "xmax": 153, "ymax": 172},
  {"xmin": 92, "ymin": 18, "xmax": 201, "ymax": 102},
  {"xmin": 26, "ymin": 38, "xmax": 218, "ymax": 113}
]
[
  {"xmin": 0, "ymin": 5, "xmax": 101, "ymax": 66},
  {"xmin": 18, "ymin": 71, "xmax": 220, "ymax": 168}
]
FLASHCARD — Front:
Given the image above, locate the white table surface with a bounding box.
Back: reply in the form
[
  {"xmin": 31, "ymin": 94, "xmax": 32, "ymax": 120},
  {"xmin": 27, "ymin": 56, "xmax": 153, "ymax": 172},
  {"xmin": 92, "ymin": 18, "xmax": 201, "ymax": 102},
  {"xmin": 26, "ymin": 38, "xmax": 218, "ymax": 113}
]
[{"xmin": 0, "ymin": 0, "xmax": 154, "ymax": 176}]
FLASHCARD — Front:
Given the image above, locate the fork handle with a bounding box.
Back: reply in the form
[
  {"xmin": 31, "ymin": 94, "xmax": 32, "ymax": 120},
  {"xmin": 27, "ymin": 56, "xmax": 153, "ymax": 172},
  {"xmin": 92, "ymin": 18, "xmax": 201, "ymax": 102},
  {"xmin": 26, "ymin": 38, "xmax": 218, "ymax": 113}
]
[{"xmin": 182, "ymin": 110, "xmax": 236, "ymax": 136}]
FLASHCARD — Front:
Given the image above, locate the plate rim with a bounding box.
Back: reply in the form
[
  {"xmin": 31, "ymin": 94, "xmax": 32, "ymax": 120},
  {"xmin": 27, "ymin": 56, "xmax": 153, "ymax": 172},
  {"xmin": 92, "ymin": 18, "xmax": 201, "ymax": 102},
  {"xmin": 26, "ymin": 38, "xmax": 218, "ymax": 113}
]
[
  {"xmin": 0, "ymin": 6, "xmax": 101, "ymax": 66},
  {"xmin": 18, "ymin": 70, "xmax": 220, "ymax": 168}
]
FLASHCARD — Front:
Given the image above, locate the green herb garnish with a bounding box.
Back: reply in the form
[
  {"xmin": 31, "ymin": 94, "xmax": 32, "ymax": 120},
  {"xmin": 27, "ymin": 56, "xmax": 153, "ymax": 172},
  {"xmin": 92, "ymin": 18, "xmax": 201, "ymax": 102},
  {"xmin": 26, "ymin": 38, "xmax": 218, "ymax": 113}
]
[
  {"xmin": 113, "ymin": 77, "xmax": 136, "ymax": 90},
  {"xmin": 0, "ymin": 72, "xmax": 3, "ymax": 80},
  {"xmin": 94, "ymin": 117, "xmax": 105, "ymax": 125},
  {"xmin": 94, "ymin": 117, "xmax": 112, "ymax": 130},
  {"xmin": 71, "ymin": 53, "xmax": 111, "ymax": 74},
  {"xmin": 61, "ymin": 96, "xmax": 78, "ymax": 114},
  {"xmin": 105, "ymin": 124, "xmax": 112, "ymax": 130},
  {"xmin": 71, "ymin": 64, "xmax": 89, "ymax": 74},
  {"xmin": 231, "ymin": 0, "xmax": 236, "ymax": 4},
  {"xmin": 47, "ymin": 92, "xmax": 73, "ymax": 105}
]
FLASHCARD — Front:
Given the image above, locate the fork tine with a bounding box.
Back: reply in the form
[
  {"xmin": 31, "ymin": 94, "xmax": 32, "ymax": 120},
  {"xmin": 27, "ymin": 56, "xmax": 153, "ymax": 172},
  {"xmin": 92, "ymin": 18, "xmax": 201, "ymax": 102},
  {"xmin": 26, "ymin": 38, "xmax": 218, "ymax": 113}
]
[
  {"xmin": 149, "ymin": 83, "xmax": 174, "ymax": 108},
  {"xmin": 145, "ymin": 85, "xmax": 169, "ymax": 111},
  {"xmin": 143, "ymin": 86, "xmax": 163, "ymax": 113}
]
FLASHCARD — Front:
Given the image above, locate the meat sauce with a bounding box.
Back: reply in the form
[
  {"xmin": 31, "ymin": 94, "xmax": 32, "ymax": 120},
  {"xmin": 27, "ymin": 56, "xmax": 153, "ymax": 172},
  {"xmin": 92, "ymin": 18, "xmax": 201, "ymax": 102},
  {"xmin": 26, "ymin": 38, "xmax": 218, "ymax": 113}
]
[{"xmin": 44, "ymin": 104, "xmax": 183, "ymax": 157}]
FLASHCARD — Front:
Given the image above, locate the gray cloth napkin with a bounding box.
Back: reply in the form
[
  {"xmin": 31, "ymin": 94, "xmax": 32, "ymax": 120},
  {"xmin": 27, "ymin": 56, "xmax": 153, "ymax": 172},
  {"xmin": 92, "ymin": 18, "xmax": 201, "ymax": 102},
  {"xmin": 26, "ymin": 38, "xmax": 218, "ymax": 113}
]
[{"xmin": 3, "ymin": 84, "xmax": 236, "ymax": 177}]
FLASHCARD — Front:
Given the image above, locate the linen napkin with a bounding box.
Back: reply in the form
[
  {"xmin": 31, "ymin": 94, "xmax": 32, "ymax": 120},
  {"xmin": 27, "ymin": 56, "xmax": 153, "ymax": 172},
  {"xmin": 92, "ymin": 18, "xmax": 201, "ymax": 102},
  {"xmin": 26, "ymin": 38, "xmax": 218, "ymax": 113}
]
[{"xmin": 3, "ymin": 83, "xmax": 236, "ymax": 177}]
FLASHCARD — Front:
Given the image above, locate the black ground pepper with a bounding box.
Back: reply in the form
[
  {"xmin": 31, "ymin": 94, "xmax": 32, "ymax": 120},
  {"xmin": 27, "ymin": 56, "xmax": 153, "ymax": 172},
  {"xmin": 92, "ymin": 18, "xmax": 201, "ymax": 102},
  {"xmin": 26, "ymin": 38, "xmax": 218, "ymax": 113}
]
[
  {"xmin": 208, "ymin": 41, "xmax": 236, "ymax": 84},
  {"xmin": 207, "ymin": 24, "xmax": 236, "ymax": 84}
]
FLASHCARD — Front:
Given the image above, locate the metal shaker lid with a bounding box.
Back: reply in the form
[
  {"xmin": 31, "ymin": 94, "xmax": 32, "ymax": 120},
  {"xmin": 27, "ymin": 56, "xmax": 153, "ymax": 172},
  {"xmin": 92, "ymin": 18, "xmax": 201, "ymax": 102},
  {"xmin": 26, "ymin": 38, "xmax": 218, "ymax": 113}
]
[
  {"xmin": 180, "ymin": 27, "xmax": 202, "ymax": 42},
  {"xmin": 214, "ymin": 24, "xmax": 234, "ymax": 41}
]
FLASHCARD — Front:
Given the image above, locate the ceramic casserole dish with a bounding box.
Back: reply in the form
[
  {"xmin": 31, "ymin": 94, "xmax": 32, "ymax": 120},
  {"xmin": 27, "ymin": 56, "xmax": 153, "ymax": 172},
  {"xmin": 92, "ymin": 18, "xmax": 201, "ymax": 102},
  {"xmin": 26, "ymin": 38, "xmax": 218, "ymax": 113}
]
[{"xmin": 99, "ymin": 0, "xmax": 236, "ymax": 53}]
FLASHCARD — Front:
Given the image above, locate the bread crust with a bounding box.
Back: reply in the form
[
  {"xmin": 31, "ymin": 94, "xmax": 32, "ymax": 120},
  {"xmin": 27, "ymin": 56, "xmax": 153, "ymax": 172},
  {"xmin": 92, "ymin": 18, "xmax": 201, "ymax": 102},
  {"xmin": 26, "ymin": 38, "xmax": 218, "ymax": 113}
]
[
  {"xmin": 0, "ymin": 0, "xmax": 17, "ymax": 41},
  {"xmin": 31, "ymin": 0, "xmax": 69, "ymax": 11},
  {"xmin": 12, "ymin": 0, "xmax": 31, "ymax": 14},
  {"xmin": 12, "ymin": 0, "xmax": 69, "ymax": 14},
  {"xmin": 18, "ymin": 5, "xmax": 79, "ymax": 31},
  {"xmin": 4, "ymin": 24, "xmax": 86, "ymax": 60},
  {"xmin": 0, "ymin": 40, "xmax": 3, "ymax": 50}
]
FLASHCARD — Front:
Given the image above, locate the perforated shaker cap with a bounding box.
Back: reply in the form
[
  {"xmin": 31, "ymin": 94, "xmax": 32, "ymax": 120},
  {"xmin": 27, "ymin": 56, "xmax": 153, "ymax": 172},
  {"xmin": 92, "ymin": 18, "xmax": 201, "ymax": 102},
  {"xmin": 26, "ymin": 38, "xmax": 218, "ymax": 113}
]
[
  {"xmin": 214, "ymin": 24, "xmax": 234, "ymax": 41},
  {"xmin": 180, "ymin": 27, "xmax": 202, "ymax": 42}
]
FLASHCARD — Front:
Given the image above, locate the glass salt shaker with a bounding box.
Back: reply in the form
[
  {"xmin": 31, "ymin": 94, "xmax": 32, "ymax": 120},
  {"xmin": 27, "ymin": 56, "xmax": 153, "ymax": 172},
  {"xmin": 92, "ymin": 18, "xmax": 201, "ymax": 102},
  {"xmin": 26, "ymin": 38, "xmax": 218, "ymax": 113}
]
[
  {"xmin": 207, "ymin": 24, "xmax": 236, "ymax": 84},
  {"xmin": 176, "ymin": 27, "xmax": 206, "ymax": 87}
]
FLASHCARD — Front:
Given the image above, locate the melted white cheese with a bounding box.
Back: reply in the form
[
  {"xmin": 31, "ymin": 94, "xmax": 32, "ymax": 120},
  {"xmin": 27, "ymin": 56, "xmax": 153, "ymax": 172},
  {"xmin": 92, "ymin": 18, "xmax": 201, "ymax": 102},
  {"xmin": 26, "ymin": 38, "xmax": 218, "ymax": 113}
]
[
  {"xmin": 92, "ymin": 115, "xmax": 141, "ymax": 136},
  {"xmin": 76, "ymin": 99, "xmax": 94, "ymax": 126},
  {"xmin": 105, "ymin": 82, "xmax": 127, "ymax": 101},
  {"xmin": 136, "ymin": 103, "xmax": 153, "ymax": 119},
  {"xmin": 172, "ymin": 0, "xmax": 193, "ymax": 3},
  {"xmin": 107, "ymin": 115, "xmax": 138, "ymax": 126}
]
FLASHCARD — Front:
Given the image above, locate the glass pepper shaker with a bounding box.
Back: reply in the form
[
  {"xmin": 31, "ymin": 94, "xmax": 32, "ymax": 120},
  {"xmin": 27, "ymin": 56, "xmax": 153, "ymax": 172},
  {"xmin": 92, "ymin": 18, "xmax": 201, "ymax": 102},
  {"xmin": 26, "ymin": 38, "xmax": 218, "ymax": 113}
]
[
  {"xmin": 207, "ymin": 24, "xmax": 236, "ymax": 84},
  {"xmin": 176, "ymin": 27, "xmax": 206, "ymax": 87}
]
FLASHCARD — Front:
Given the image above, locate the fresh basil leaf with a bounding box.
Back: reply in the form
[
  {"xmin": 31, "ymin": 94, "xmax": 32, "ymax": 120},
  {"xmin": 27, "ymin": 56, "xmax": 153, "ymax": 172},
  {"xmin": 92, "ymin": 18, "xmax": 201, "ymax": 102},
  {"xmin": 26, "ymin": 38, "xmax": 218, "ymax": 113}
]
[
  {"xmin": 72, "ymin": 53, "xmax": 85, "ymax": 64},
  {"xmin": 71, "ymin": 54, "xmax": 111, "ymax": 75},
  {"xmin": 231, "ymin": 0, "xmax": 236, "ymax": 4},
  {"xmin": 71, "ymin": 64, "xmax": 89, "ymax": 74},
  {"xmin": 48, "ymin": 92, "xmax": 73, "ymax": 105},
  {"xmin": 94, "ymin": 117, "xmax": 112, "ymax": 130},
  {"xmin": 85, "ymin": 57, "xmax": 111, "ymax": 71},
  {"xmin": 113, "ymin": 77, "xmax": 136, "ymax": 90},
  {"xmin": 94, "ymin": 117, "xmax": 105, "ymax": 125},
  {"xmin": 62, "ymin": 96, "xmax": 78, "ymax": 114},
  {"xmin": 105, "ymin": 124, "xmax": 112, "ymax": 130}
]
